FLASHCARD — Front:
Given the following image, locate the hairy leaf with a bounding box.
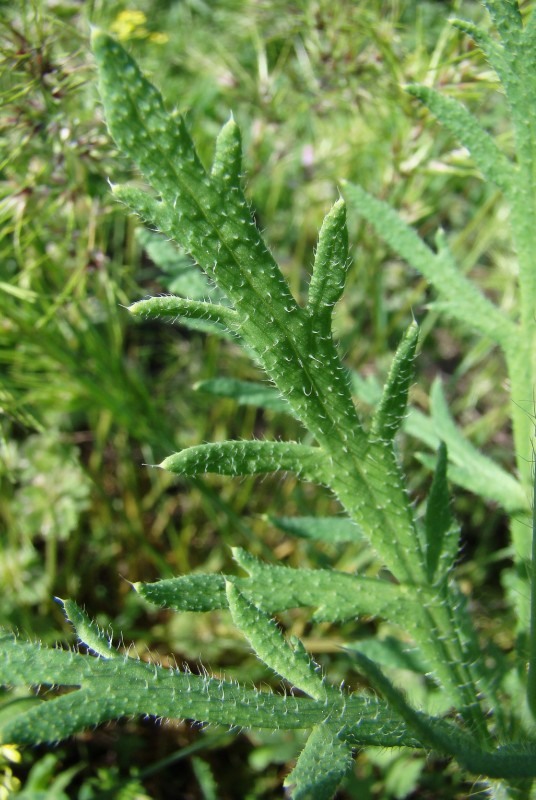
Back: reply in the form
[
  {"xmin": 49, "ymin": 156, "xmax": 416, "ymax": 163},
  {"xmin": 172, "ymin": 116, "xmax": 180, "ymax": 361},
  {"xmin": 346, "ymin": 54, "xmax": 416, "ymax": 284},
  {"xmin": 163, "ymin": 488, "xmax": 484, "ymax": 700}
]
[
  {"xmin": 371, "ymin": 321, "xmax": 419, "ymax": 441},
  {"xmin": 129, "ymin": 296, "xmax": 238, "ymax": 328},
  {"xmin": 424, "ymin": 443, "xmax": 459, "ymax": 584},
  {"xmin": 307, "ymin": 199, "xmax": 349, "ymax": 326},
  {"xmin": 284, "ymin": 723, "xmax": 353, "ymax": 800},
  {"xmin": 226, "ymin": 583, "xmax": 332, "ymax": 701},
  {"xmin": 406, "ymin": 85, "xmax": 514, "ymax": 194},
  {"xmin": 160, "ymin": 440, "xmax": 329, "ymax": 483},
  {"xmin": 135, "ymin": 547, "xmax": 418, "ymax": 624},
  {"xmin": 342, "ymin": 181, "xmax": 515, "ymax": 348},
  {"xmin": 0, "ymin": 631, "xmax": 418, "ymax": 750}
]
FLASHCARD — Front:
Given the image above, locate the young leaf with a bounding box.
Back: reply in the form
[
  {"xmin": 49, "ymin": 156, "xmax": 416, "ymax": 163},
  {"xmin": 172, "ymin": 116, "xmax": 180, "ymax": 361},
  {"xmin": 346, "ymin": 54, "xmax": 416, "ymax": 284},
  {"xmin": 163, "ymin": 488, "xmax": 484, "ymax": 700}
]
[
  {"xmin": 283, "ymin": 723, "xmax": 353, "ymax": 800},
  {"xmin": 129, "ymin": 296, "xmax": 238, "ymax": 328},
  {"xmin": 371, "ymin": 322, "xmax": 419, "ymax": 441},
  {"xmin": 159, "ymin": 441, "xmax": 330, "ymax": 483},
  {"xmin": 307, "ymin": 199, "xmax": 349, "ymax": 325},
  {"xmin": 211, "ymin": 116, "xmax": 242, "ymax": 189},
  {"xmin": 424, "ymin": 443, "xmax": 459, "ymax": 584},
  {"xmin": 60, "ymin": 598, "xmax": 119, "ymax": 659},
  {"xmin": 225, "ymin": 582, "xmax": 332, "ymax": 702}
]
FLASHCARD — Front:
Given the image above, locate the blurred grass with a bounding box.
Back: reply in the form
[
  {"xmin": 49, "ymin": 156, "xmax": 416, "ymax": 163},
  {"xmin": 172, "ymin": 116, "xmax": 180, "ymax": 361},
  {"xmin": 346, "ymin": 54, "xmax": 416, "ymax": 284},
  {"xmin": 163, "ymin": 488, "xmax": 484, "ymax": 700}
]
[{"xmin": 0, "ymin": 0, "xmax": 525, "ymax": 796}]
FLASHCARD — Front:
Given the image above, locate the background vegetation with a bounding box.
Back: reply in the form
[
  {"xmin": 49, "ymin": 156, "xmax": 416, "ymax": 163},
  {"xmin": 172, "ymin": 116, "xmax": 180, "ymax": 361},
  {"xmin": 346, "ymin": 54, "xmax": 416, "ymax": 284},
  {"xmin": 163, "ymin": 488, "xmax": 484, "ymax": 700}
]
[{"xmin": 0, "ymin": 0, "xmax": 526, "ymax": 796}]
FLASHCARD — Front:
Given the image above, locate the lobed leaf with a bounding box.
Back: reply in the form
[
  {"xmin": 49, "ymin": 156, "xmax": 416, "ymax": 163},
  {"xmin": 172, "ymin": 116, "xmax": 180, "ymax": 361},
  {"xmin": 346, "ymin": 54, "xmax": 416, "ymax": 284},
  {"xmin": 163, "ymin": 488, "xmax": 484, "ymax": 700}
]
[
  {"xmin": 135, "ymin": 546, "xmax": 420, "ymax": 624},
  {"xmin": 283, "ymin": 723, "xmax": 353, "ymax": 800},
  {"xmin": 92, "ymin": 30, "xmax": 305, "ymax": 354},
  {"xmin": 0, "ymin": 632, "xmax": 419, "ymax": 749},
  {"xmin": 342, "ymin": 181, "xmax": 515, "ymax": 348},
  {"xmin": 93, "ymin": 28, "xmax": 431, "ymax": 588},
  {"xmin": 226, "ymin": 583, "xmax": 332, "ymax": 702},
  {"xmin": 405, "ymin": 85, "xmax": 514, "ymax": 195}
]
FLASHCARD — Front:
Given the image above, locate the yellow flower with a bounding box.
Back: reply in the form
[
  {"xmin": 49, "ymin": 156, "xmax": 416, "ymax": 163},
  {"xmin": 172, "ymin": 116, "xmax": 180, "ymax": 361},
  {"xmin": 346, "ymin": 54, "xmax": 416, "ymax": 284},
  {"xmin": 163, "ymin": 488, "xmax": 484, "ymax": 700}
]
[
  {"xmin": 110, "ymin": 10, "xmax": 168, "ymax": 44},
  {"xmin": 0, "ymin": 745, "xmax": 21, "ymax": 764},
  {"xmin": 110, "ymin": 10, "xmax": 147, "ymax": 41}
]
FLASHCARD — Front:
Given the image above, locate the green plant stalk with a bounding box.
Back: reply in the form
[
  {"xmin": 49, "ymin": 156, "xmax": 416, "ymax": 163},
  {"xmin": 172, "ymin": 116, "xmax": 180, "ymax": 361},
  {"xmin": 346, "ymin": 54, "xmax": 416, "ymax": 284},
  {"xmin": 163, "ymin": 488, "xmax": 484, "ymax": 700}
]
[
  {"xmin": 92, "ymin": 28, "xmax": 495, "ymax": 737},
  {"xmin": 527, "ymin": 454, "xmax": 536, "ymax": 718},
  {"xmin": 5, "ymin": 7, "xmax": 536, "ymax": 795},
  {"xmin": 343, "ymin": 5, "xmax": 536, "ymax": 672}
]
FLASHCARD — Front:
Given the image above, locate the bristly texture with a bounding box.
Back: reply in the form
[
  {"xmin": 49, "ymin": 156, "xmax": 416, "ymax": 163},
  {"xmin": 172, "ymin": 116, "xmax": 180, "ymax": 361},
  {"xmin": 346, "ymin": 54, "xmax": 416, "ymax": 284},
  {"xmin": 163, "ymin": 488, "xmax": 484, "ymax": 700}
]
[{"xmin": 2, "ymin": 6, "xmax": 536, "ymax": 798}]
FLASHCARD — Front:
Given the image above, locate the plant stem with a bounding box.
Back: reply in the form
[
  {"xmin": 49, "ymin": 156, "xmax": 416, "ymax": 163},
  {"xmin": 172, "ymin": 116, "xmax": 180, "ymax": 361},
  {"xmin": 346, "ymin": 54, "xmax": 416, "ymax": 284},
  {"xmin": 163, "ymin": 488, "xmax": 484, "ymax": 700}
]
[{"xmin": 527, "ymin": 442, "xmax": 536, "ymax": 720}]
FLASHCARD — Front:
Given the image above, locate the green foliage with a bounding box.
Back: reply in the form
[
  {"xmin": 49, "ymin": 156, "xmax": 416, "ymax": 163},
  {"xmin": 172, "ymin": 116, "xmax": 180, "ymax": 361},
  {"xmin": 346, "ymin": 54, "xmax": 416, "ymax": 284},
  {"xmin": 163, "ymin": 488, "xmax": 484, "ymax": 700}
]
[{"xmin": 3, "ymin": 1, "xmax": 536, "ymax": 797}]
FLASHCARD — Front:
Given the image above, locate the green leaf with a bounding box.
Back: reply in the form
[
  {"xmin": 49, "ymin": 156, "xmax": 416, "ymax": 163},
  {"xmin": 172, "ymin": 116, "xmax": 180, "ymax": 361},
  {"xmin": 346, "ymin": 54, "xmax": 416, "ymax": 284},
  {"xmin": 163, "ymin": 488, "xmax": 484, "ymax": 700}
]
[
  {"xmin": 92, "ymin": 29, "xmax": 304, "ymax": 347},
  {"xmin": 211, "ymin": 116, "xmax": 242, "ymax": 190},
  {"xmin": 371, "ymin": 322, "xmax": 419, "ymax": 441},
  {"xmin": 344, "ymin": 637, "xmax": 429, "ymax": 674},
  {"xmin": 194, "ymin": 378, "xmax": 290, "ymax": 414},
  {"xmin": 424, "ymin": 443, "xmax": 459, "ymax": 584},
  {"xmin": 135, "ymin": 547, "xmax": 420, "ymax": 624},
  {"xmin": 450, "ymin": 18, "xmax": 511, "ymax": 86},
  {"xmin": 129, "ymin": 296, "xmax": 238, "ymax": 329},
  {"xmin": 0, "ymin": 633, "xmax": 418, "ymax": 749},
  {"xmin": 428, "ymin": 380, "xmax": 527, "ymax": 512},
  {"xmin": 307, "ymin": 199, "xmax": 349, "ymax": 325},
  {"xmin": 342, "ymin": 182, "xmax": 515, "ymax": 348},
  {"xmin": 350, "ymin": 650, "xmax": 536, "ymax": 779},
  {"xmin": 136, "ymin": 228, "xmax": 225, "ymax": 301},
  {"xmin": 405, "ymin": 85, "xmax": 514, "ymax": 194},
  {"xmin": 283, "ymin": 723, "xmax": 353, "ymax": 800},
  {"xmin": 226, "ymin": 582, "xmax": 332, "ymax": 701},
  {"xmin": 92, "ymin": 28, "xmax": 429, "ymax": 588},
  {"xmin": 61, "ymin": 599, "xmax": 119, "ymax": 659},
  {"xmin": 483, "ymin": 0, "xmax": 522, "ymax": 48},
  {"xmin": 268, "ymin": 515, "xmax": 363, "ymax": 544},
  {"xmin": 159, "ymin": 440, "xmax": 330, "ymax": 483}
]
